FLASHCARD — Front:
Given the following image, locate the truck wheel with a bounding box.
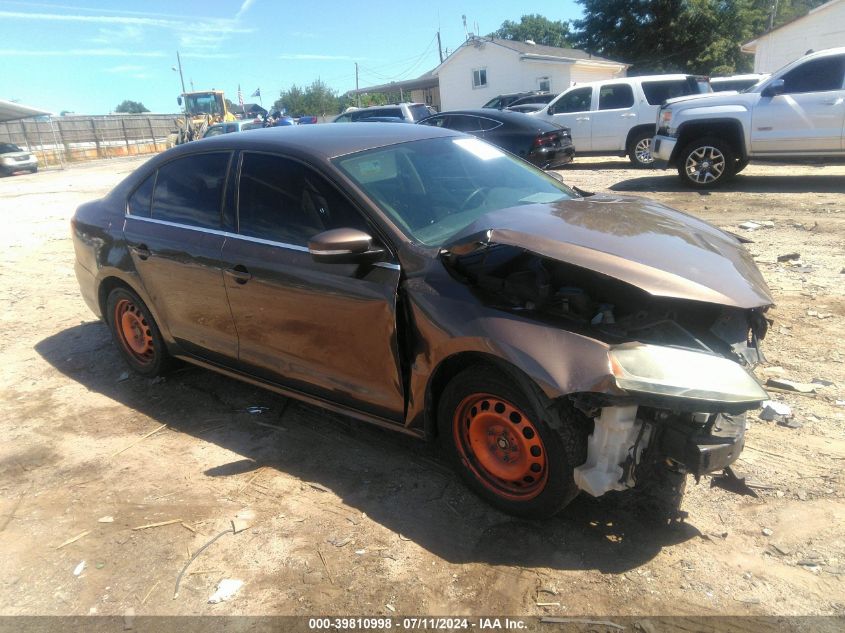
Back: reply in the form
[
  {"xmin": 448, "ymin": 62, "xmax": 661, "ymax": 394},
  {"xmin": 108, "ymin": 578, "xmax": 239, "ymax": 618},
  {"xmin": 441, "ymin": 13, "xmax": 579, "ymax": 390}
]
[
  {"xmin": 437, "ymin": 366, "xmax": 588, "ymax": 518},
  {"xmin": 627, "ymin": 130, "xmax": 656, "ymax": 167},
  {"xmin": 734, "ymin": 158, "xmax": 749, "ymax": 175},
  {"xmin": 677, "ymin": 137, "xmax": 735, "ymax": 188},
  {"xmin": 106, "ymin": 287, "xmax": 171, "ymax": 377}
]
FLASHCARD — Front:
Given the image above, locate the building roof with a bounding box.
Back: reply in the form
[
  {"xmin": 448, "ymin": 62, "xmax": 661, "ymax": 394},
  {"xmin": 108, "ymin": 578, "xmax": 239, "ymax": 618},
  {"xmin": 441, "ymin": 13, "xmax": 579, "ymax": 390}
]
[
  {"xmin": 742, "ymin": 0, "xmax": 844, "ymax": 50},
  {"xmin": 349, "ymin": 69, "xmax": 438, "ymax": 96},
  {"xmin": 0, "ymin": 99, "xmax": 50, "ymax": 123}
]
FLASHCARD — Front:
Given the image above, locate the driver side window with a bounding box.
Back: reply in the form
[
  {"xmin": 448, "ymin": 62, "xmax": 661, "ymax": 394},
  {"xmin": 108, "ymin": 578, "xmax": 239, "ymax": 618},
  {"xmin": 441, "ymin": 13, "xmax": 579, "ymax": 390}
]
[
  {"xmin": 781, "ymin": 55, "xmax": 845, "ymax": 94},
  {"xmin": 550, "ymin": 87, "xmax": 592, "ymax": 114}
]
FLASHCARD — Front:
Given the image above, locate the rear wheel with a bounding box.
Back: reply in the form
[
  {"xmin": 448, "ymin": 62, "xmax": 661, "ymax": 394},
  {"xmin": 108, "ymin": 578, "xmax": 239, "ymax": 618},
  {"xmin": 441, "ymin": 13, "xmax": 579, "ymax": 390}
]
[
  {"xmin": 734, "ymin": 157, "xmax": 749, "ymax": 175},
  {"xmin": 106, "ymin": 287, "xmax": 171, "ymax": 377},
  {"xmin": 677, "ymin": 136, "xmax": 735, "ymax": 188},
  {"xmin": 627, "ymin": 129, "xmax": 656, "ymax": 167},
  {"xmin": 437, "ymin": 366, "xmax": 587, "ymax": 518}
]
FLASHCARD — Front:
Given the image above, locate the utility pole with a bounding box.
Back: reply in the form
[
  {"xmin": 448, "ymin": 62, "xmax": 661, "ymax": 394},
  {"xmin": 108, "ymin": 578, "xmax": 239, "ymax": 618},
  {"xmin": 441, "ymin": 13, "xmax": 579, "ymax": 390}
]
[
  {"xmin": 176, "ymin": 51, "xmax": 187, "ymax": 95},
  {"xmin": 355, "ymin": 62, "xmax": 360, "ymax": 108},
  {"xmin": 437, "ymin": 30, "xmax": 444, "ymax": 63},
  {"xmin": 769, "ymin": 0, "xmax": 779, "ymax": 30}
]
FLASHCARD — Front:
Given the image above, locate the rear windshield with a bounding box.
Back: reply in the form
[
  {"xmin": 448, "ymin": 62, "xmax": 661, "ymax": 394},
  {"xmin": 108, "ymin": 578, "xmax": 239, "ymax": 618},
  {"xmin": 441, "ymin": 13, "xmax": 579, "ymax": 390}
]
[
  {"xmin": 641, "ymin": 78, "xmax": 703, "ymax": 105},
  {"xmin": 407, "ymin": 104, "xmax": 432, "ymax": 121},
  {"xmin": 354, "ymin": 107, "xmax": 401, "ymax": 120}
]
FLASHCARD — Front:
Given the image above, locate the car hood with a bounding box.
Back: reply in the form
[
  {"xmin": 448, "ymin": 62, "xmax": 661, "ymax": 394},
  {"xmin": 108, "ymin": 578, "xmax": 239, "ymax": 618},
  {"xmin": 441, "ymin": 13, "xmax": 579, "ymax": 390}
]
[
  {"xmin": 664, "ymin": 91, "xmax": 759, "ymax": 109},
  {"xmin": 1, "ymin": 150, "xmax": 31, "ymax": 158},
  {"xmin": 442, "ymin": 195, "xmax": 773, "ymax": 309}
]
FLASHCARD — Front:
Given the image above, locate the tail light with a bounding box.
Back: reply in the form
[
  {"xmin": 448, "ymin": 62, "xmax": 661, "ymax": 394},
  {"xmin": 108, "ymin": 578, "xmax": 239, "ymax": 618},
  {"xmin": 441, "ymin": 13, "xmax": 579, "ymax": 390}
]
[{"xmin": 533, "ymin": 131, "xmax": 560, "ymax": 148}]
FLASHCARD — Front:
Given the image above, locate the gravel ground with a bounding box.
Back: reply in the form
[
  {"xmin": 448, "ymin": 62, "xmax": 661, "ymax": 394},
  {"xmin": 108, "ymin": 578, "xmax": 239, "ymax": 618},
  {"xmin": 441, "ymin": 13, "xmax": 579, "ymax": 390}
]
[{"xmin": 0, "ymin": 155, "xmax": 843, "ymax": 624}]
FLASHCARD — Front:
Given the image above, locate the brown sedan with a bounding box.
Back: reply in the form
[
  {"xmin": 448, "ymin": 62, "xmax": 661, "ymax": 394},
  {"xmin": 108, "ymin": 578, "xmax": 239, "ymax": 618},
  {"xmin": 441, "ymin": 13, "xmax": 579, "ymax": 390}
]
[{"xmin": 72, "ymin": 124, "xmax": 771, "ymax": 518}]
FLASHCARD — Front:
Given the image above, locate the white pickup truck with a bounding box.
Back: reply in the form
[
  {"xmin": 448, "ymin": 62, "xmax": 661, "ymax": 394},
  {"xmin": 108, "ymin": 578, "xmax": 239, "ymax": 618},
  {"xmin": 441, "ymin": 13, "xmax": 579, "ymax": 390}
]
[{"xmin": 653, "ymin": 47, "xmax": 845, "ymax": 188}]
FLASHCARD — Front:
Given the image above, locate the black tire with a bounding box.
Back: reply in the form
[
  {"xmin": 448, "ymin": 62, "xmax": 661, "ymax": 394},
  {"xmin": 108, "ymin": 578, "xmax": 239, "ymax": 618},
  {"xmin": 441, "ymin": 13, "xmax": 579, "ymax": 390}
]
[
  {"xmin": 106, "ymin": 287, "xmax": 171, "ymax": 377},
  {"xmin": 676, "ymin": 136, "xmax": 736, "ymax": 188},
  {"xmin": 437, "ymin": 365, "xmax": 588, "ymax": 518},
  {"xmin": 734, "ymin": 157, "xmax": 749, "ymax": 175},
  {"xmin": 30, "ymin": 166, "xmax": 38, "ymax": 173},
  {"xmin": 627, "ymin": 129, "xmax": 656, "ymax": 167}
]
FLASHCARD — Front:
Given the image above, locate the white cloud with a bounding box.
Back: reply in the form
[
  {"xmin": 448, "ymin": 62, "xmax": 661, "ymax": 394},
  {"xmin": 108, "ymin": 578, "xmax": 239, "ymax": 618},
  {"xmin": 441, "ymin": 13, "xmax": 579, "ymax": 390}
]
[
  {"xmin": 104, "ymin": 64, "xmax": 146, "ymax": 73},
  {"xmin": 89, "ymin": 24, "xmax": 144, "ymax": 44},
  {"xmin": 236, "ymin": 0, "xmax": 257, "ymax": 20},
  {"xmin": 0, "ymin": 48, "xmax": 166, "ymax": 57},
  {"xmin": 278, "ymin": 54, "xmax": 356, "ymax": 61}
]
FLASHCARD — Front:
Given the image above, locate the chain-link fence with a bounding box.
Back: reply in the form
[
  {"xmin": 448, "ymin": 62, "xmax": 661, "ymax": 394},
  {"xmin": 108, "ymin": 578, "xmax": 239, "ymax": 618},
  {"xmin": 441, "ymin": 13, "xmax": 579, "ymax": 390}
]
[{"xmin": 0, "ymin": 114, "xmax": 180, "ymax": 167}]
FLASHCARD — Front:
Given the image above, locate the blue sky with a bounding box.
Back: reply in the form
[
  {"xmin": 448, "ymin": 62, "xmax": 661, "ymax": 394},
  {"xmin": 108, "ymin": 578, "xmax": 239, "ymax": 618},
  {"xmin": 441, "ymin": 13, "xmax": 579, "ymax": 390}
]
[{"xmin": 0, "ymin": 0, "xmax": 581, "ymax": 114}]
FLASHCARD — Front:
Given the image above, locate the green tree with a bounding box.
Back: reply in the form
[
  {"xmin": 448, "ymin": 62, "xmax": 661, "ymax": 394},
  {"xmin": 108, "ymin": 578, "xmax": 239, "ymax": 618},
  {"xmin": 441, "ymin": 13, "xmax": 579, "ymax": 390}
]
[
  {"xmin": 492, "ymin": 14, "xmax": 572, "ymax": 47},
  {"xmin": 303, "ymin": 79, "xmax": 339, "ymax": 117},
  {"xmin": 114, "ymin": 100, "xmax": 150, "ymax": 114},
  {"xmin": 274, "ymin": 84, "xmax": 307, "ymax": 115}
]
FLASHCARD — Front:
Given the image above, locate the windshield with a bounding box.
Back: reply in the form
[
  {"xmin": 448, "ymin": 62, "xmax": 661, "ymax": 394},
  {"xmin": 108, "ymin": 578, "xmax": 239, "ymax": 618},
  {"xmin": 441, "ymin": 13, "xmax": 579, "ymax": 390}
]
[
  {"xmin": 0, "ymin": 143, "xmax": 23, "ymax": 154},
  {"xmin": 334, "ymin": 137, "xmax": 576, "ymax": 247},
  {"xmin": 184, "ymin": 93, "xmax": 223, "ymax": 116}
]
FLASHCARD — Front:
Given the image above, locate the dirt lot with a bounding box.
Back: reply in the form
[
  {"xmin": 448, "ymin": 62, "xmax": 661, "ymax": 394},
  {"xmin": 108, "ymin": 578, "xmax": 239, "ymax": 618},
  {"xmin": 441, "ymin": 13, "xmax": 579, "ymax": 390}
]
[{"xmin": 1, "ymin": 155, "xmax": 843, "ymax": 623}]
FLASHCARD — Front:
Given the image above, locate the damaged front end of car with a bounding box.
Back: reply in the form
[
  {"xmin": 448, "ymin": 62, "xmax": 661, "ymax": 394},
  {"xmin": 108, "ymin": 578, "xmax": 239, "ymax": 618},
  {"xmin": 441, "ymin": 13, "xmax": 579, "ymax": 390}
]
[{"xmin": 439, "ymin": 198, "xmax": 773, "ymax": 499}]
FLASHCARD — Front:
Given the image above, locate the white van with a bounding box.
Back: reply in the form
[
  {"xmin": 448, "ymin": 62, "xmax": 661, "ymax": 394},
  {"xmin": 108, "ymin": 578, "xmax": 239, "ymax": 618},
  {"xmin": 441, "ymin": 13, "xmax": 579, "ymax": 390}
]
[{"xmin": 532, "ymin": 75, "xmax": 710, "ymax": 166}]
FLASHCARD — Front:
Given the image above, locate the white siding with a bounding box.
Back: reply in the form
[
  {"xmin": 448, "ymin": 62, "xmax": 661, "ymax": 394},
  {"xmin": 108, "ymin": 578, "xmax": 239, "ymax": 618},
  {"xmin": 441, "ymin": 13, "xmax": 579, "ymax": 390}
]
[
  {"xmin": 437, "ymin": 42, "xmax": 626, "ymax": 110},
  {"xmin": 749, "ymin": 1, "xmax": 845, "ymax": 72}
]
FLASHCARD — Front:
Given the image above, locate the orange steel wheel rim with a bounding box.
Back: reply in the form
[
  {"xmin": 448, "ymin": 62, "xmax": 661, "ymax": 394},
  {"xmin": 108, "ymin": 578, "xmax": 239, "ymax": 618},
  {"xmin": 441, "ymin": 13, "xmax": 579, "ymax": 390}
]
[
  {"xmin": 114, "ymin": 298, "xmax": 155, "ymax": 365},
  {"xmin": 453, "ymin": 393, "xmax": 548, "ymax": 500}
]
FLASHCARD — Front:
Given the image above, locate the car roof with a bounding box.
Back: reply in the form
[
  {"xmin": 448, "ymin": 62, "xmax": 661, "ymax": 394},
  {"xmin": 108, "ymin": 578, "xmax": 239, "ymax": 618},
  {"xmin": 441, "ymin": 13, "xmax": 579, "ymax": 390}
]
[
  {"xmin": 423, "ymin": 109, "xmax": 561, "ymax": 131},
  {"xmin": 187, "ymin": 122, "xmax": 462, "ymax": 160}
]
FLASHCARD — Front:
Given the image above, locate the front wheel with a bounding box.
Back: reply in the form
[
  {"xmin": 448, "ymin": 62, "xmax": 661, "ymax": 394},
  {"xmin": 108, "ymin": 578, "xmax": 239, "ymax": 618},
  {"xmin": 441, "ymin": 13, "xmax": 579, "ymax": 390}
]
[
  {"xmin": 437, "ymin": 366, "xmax": 587, "ymax": 518},
  {"xmin": 106, "ymin": 287, "xmax": 171, "ymax": 377},
  {"xmin": 627, "ymin": 130, "xmax": 656, "ymax": 167},
  {"xmin": 677, "ymin": 137, "xmax": 736, "ymax": 188}
]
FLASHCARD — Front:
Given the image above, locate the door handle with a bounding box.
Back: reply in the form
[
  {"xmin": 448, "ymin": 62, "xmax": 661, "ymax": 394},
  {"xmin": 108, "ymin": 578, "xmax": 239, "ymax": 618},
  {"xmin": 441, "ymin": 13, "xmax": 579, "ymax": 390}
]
[
  {"xmin": 129, "ymin": 244, "xmax": 151, "ymax": 260},
  {"xmin": 576, "ymin": 117, "xmax": 590, "ymax": 121},
  {"xmin": 823, "ymin": 98, "xmax": 844, "ymax": 105},
  {"xmin": 225, "ymin": 265, "xmax": 252, "ymax": 285},
  {"xmin": 621, "ymin": 113, "xmax": 637, "ymax": 118}
]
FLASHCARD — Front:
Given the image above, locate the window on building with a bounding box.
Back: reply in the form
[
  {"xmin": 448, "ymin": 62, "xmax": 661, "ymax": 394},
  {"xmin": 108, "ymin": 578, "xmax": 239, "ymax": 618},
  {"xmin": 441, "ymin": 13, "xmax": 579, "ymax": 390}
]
[
  {"xmin": 538, "ymin": 77, "xmax": 550, "ymax": 92},
  {"xmin": 472, "ymin": 68, "xmax": 487, "ymax": 88}
]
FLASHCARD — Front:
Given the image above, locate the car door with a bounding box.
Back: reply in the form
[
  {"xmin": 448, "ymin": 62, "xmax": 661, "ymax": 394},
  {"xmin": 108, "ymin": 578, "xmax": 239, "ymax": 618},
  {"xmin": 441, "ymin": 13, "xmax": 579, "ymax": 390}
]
[
  {"xmin": 123, "ymin": 151, "xmax": 239, "ymax": 364},
  {"xmin": 545, "ymin": 86, "xmax": 593, "ymax": 151},
  {"xmin": 590, "ymin": 83, "xmax": 637, "ymax": 152},
  {"xmin": 751, "ymin": 54, "xmax": 845, "ymax": 154},
  {"xmin": 219, "ymin": 152, "xmax": 405, "ymax": 421}
]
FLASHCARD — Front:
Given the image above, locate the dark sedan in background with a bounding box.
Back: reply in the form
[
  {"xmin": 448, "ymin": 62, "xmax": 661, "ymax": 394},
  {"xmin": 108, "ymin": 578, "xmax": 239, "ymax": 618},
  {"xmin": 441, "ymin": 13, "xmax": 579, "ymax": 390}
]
[
  {"xmin": 72, "ymin": 124, "xmax": 772, "ymax": 519},
  {"xmin": 418, "ymin": 109, "xmax": 575, "ymax": 169}
]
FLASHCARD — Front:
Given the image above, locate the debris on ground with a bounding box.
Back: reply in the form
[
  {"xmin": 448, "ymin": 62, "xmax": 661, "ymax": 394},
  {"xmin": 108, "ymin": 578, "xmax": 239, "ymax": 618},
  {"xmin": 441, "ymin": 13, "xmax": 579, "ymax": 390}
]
[
  {"xmin": 98, "ymin": 516, "xmax": 114, "ymax": 523},
  {"xmin": 759, "ymin": 400, "xmax": 793, "ymax": 423},
  {"xmin": 245, "ymin": 406, "xmax": 269, "ymax": 415},
  {"xmin": 132, "ymin": 519, "xmax": 182, "ymax": 531},
  {"xmin": 207, "ymin": 578, "xmax": 243, "ymax": 604},
  {"xmin": 777, "ymin": 252, "xmax": 801, "ymax": 262},
  {"xmin": 812, "ymin": 378, "xmax": 834, "ymax": 387},
  {"xmin": 110, "ymin": 424, "xmax": 167, "ymax": 458},
  {"xmin": 762, "ymin": 528, "xmax": 773, "ymax": 536},
  {"xmin": 56, "ymin": 530, "xmax": 91, "ymax": 550},
  {"xmin": 766, "ymin": 378, "xmax": 816, "ymax": 393},
  {"xmin": 709, "ymin": 467, "xmax": 758, "ymax": 497},
  {"xmin": 174, "ymin": 527, "xmax": 235, "ymax": 599},
  {"xmin": 73, "ymin": 561, "xmax": 85, "ymax": 576},
  {"xmin": 117, "ymin": 371, "xmax": 130, "ymax": 383},
  {"xmin": 231, "ymin": 509, "xmax": 256, "ymax": 534}
]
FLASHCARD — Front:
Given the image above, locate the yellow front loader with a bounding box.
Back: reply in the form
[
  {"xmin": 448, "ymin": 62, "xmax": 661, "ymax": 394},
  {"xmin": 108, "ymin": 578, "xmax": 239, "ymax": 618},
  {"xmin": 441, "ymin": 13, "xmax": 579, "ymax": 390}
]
[{"xmin": 172, "ymin": 90, "xmax": 237, "ymax": 144}]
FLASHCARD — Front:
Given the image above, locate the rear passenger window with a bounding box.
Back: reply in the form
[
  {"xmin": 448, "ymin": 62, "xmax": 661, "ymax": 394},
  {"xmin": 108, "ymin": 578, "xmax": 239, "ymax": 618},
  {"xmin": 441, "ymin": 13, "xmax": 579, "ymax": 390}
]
[
  {"xmin": 151, "ymin": 152, "xmax": 230, "ymax": 229},
  {"xmin": 642, "ymin": 80, "xmax": 691, "ymax": 105},
  {"xmin": 238, "ymin": 153, "xmax": 368, "ymax": 247},
  {"xmin": 598, "ymin": 84, "xmax": 635, "ymax": 110},
  {"xmin": 550, "ymin": 87, "xmax": 592, "ymax": 114},
  {"xmin": 447, "ymin": 115, "xmax": 484, "ymax": 133},
  {"xmin": 127, "ymin": 172, "xmax": 154, "ymax": 217}
]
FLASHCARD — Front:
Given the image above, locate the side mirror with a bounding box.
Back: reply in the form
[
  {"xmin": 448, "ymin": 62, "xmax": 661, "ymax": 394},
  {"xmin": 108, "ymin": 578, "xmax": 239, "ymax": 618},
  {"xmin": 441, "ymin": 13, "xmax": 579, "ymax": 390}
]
[
  {"xmin": 545, "ymin": 170, "xmax": 565, "ymax": 183},
  {"xmin": 761, "ymin": 79, "xmax": 785, "ymax": 98},
  {"xmin": 547, "ymin": 106, "xmax": 554, "ymax": 115},
  {"xmin": 308, "ymin": 228, "xmax": 384, "ymax": 264},
  {"xmin": 177, "ymin": 96, "xmax": 183, "ymax": 106}
]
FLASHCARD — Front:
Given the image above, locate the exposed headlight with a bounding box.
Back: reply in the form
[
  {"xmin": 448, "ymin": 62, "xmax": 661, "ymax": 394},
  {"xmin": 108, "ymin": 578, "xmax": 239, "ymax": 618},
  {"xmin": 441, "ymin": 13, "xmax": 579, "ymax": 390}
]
[
  {"xmin": 608, "ymin": 343, "xmax": 768, "ymax": 404},
  {"xmin": 0, "ymin": 157, "xmax": 15, "ymax": 165}
]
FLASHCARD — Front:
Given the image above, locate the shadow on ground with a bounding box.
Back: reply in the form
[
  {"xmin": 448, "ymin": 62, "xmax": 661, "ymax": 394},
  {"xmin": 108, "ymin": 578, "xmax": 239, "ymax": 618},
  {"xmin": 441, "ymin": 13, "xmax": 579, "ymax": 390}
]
[
  {"xmin": 36, "ymin": 322, "xmax": 703, "ymax": 574},
  {"xmin": 609, "ymin": 173, "xmax": 845, "ymax": 195}
]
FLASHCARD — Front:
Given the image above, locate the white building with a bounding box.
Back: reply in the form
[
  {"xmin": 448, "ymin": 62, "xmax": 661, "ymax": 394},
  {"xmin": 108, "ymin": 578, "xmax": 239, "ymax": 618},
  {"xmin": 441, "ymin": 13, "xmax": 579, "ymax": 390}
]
[
  {"xmin": 741, "ymin": 0, "xmax": 845, "ymax": 73},
  {"xmin": 433, "ymin": 37, "xmax": 628, "ymax": 110}
]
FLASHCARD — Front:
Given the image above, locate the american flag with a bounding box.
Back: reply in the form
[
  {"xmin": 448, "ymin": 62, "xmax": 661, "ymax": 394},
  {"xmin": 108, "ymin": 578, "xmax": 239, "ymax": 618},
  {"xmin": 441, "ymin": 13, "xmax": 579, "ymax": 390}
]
[
  {"xmin": 237, "ymin": 85, "xmax": 244, "ymax": 107},
  {"xmin": 251, "ymin": 88, "xmax": 261, "ymax": 98}
]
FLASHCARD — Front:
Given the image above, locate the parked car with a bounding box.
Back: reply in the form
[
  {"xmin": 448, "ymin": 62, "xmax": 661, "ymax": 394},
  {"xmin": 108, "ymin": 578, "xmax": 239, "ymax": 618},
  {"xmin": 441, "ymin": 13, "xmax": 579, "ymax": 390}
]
[
  {"xmin": 653, "ymin": 47, "xmax": 845, "ymax": 188},
  {"xmin": 72, "ymin": 124, "xmax": 772, "ymax": 519},
  {"xmin": 482, "ymin": 91, "xmax": 545, "ymax": 110},
  {"xmin": 0, "ymin": 142, "xmax": 38, "ymax": 175},
  {"xmin": 333, "ymin": 103, "xmax": 431, "ymax": 123},
  {"xmin": 508, "ymin": 93, "xmax": 555, "ymax": 108},
  {"xmin": 709, "ymin": 74, "xmax": 767, "ymax": 93},
  {"xmin": 203, "ymin": 120, "xmax": 264, "ymax": 138},
  {"xmin": 532, "ymin": 74, "xmax": 711, "ymax": 166},
  {"xmin": 418, "ymin": 109, "xmax": 574, "ymax": 169},
  {"xmin": 507, "ymin": 103, "xmax": 549, "ymax": 114},
  {"xmin": 295, "ymin": 115, "xmax": 318, "ymax": 124}
]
